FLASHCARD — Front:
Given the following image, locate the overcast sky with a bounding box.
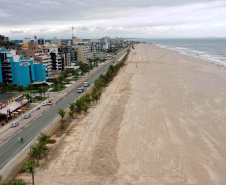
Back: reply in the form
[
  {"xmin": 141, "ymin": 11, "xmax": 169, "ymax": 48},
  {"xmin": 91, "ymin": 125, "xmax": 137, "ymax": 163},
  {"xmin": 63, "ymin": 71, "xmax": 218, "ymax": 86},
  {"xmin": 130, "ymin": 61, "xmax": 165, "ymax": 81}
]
[{"xmin": 0, "ymin": 0, "xmax": 225, "ymax": 39}]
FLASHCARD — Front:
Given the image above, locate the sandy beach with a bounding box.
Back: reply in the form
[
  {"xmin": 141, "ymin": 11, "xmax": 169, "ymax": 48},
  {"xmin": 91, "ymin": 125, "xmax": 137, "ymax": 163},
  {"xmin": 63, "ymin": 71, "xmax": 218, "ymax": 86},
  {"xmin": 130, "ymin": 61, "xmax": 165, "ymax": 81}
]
[{"xmin": 19, "ymin": 43, "xmax": 226, "ymax": 185}]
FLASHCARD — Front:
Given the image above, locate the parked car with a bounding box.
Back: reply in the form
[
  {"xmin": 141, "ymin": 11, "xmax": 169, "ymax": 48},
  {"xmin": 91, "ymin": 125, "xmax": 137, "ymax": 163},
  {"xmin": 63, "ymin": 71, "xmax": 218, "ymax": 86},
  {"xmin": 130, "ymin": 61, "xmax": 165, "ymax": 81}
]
[
  {"xmin": 24, "ymin": 114, "xmax": 31, "ymax": 119},
  {"xmin": 83, "ymin": 81, "xmax": 89, "ymax": 87},
  {"xmin": 77, "ymin": 87, "xmax": 84, "ymax": 93},
  {"xmin": 48, "ymin": 101, "xmax": 52, "ymax": 105},
  {"xmin": 42, "ymin": 102, "xmax": 48, "ymax": 106},
  {"xmin": 11, "ymin": 122, "xmax": 19, "ymax": 128}
]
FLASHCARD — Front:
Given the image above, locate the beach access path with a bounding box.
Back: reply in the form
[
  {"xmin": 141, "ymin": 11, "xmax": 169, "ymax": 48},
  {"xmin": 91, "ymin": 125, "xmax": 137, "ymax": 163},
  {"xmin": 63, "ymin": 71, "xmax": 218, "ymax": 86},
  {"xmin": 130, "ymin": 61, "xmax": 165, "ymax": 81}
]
[{"xmin": 19, "ymin": 43, "xmax": 226, "ymax": 185}]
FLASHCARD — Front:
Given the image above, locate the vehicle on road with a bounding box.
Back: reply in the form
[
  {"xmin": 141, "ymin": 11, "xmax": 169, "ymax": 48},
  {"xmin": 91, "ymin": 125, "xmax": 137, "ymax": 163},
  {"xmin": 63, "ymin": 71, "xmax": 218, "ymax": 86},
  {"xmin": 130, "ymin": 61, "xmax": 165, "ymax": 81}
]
[
  {"xmin": 11, "ymin": 122, "xmax": 19, "ymax": 128},
  {"xmin": 48, "ymin": 101, "xmax": 52, "ymax": 105},
  {"xmin": 83, "ymin": 81, "xmax": 89, "ymax": 87},
  {"xmin": 24, "ymin": 114, "xmax": 31, "ymax": 119},
  {"xmin": 77, "ymin": 87, "xmax": 84, "ymax": 93},
  {"xmin": 42, "ymin": 102, "xmax": 48, "ymax": 106}
]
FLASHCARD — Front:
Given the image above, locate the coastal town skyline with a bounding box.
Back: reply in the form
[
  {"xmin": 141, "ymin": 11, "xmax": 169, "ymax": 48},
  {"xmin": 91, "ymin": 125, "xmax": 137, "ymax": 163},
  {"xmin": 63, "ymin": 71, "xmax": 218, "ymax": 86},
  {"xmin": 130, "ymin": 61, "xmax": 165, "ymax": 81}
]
[{"xmin": 1, "ymin": 0, "xmax": 226, "ymax": 40}]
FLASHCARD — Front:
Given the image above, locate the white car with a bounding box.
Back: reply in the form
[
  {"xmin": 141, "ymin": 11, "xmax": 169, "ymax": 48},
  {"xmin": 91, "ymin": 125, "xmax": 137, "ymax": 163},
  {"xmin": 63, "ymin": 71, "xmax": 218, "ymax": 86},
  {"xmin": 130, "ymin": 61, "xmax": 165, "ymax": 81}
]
[
  {"xmin": 83, "ymin": 81, "xmax": 89, "ymax": 87},
  {"xmin": 11, "ymin": 122, "xmax": 19, "ymax": 128},
  {"xmin": 42, "ymin": 102, "xmax": 48, "ymax": 106},
  {"xmin": 24, "ymin": 114, "xmax": 31, "ymax": 119},
  {"xmin": 77, "ymin": 87, "xmax": 84, "ymax": 93}
]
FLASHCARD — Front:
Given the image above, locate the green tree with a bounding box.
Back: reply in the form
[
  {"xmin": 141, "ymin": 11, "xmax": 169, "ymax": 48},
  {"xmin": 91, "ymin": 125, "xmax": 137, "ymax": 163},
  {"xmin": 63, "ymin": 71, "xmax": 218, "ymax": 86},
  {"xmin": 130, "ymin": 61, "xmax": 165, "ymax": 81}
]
[
  {"xmin": 68, "ymin": 111, "xmax": 73, "ymax": 120},
  {"xmin": 27, "ymin": 84, "xmax": 34, "ymax": 91},
  {"xmin": 7, "ymin": 83, "xmax": 14, "ymax": 92},
  {"xmin": 60, "ymin": 119, "xmax": 66, "ymax": 130},
  {"xmin": 38, "ymin": 132, "xmax": 50, "ymax": 144},
  {"xmin": 84, "ymin": 105, "xmax": 89, "ymax": 115},
  {"xmin": 0, "ymin": 86, "xmax": 7, "ymax": 93},
  {"xmin": 17, "ymin": 85, "xmax": 24, "ymax": 93},
  {"xmin": 11, "ymin": 179, "xmax": 26, "ymax": 185},
  {"xmin": 25, "ymin": 93, "xmax": 32, "ymax": 108},
  {"xmin": 75, "ymin": 98, "xmax": 84, "ymax": 113},
  {"xmin": 42, "ymin": 86, "xmax": 48, "ymax": 97},
  {"xmin": 94, "ymin": 78, "xmax": 104, "ymax": 92},
  {"xmin": 58, "ymin": 109, "xmax": 66, "ymax": 119},
  {"xmin": 65, "ymin": 78, "xmax": 70, "ymax": 84},
  {"xmin": 30, "ymin": 142, "xmax": 48, "ymax": 162},
  {"xmin": 58, "ymin": 75, "xmax": 64, "ymax": 87},
  {"xmin": 52, "ymin": 78, "xmax": 59, "ymax": 91},
  {"xmin": 38, "ymin": 86, "xmax": 44, "ymax": 97},
  {"xmin": 84, "ymin": 94, "xmax": 91, "ymax": 105},
  {"xmin": 69, "ymin": 103, "xmax": 75, "ymax": 113},
  {"xmin": 23, "ymin": 160, "xmax": 33, "ymax": 173}
]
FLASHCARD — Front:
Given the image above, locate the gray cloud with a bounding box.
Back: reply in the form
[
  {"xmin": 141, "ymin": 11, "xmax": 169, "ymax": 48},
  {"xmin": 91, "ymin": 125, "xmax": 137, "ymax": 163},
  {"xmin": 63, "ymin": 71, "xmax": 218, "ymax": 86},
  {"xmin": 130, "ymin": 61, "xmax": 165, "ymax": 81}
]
[
  {"xmin": 0, "ymin": 0, "xmax": 219, "ymax": 26},
  {"xmin": 10, "ymin": 30, "xmax": 25, "ymax": 34},
  {"xmin": 1, "ymin": 0, "xmax": 225, "ymax": 39}
]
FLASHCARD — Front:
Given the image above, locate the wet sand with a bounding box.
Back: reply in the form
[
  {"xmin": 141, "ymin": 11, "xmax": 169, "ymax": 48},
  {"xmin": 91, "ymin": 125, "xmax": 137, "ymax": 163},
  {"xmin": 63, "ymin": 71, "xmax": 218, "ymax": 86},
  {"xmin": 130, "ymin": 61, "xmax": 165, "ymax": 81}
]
[{"xmin": 19, "ymin": 43, "xmax": 226, "ymax": 184}]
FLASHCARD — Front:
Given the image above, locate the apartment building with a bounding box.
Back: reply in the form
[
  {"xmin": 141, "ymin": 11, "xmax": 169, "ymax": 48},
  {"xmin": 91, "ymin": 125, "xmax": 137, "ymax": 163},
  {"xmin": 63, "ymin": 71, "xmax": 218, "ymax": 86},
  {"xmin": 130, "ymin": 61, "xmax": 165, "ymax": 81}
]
[
  {"xmin": 90, "ymin": 39, "xmax": 102, "ymax": 53},
  {"xmin": 0, "ymin": 47, "xmax": 48, "ymax": 87},
  {"xmin": 51, "ymin": 37, "xmax": 62, "ymax": 45},
  {"xmin": 101, "ymin": 37, "xmax": 111, "ymax": 50},
  {"xmin": 72, "ymin": 42, "xmax": 89, "ymax": 64},
  {"xmin": 17, "ymin": 42, "xmax": 52, "ymax": 76},
  {"xmin": 0, "ymin": 35, "xmax": 9, "ymax": 44}
]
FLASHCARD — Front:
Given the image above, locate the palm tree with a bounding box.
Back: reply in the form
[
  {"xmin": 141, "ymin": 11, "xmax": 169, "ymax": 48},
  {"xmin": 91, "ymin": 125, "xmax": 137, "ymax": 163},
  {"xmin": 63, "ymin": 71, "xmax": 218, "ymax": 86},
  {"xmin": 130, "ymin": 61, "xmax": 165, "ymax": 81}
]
[
  {"xmin": 84, "ymin": 105, "xmax": 89, "ymax": 115},
  {"xmin": 11, "ymin": 179, "xmax": 26, "ymax": 185},
  {"xmin": 42, "ymin": 86, "xmax": 48, "ymax": 98},
  {"xmin": 52, "ymin": 78, "xmax": 59, "ymax": 91},
  {"xmin": 75, "ymin": 98, "xmax": 84, "ymax": 113},
  {"xmin": 84, "ymin": 94, "xmax": 91, "ymax": 105},
  {"xmin": 58, "ymin": 109, "xmax": 66, "ymax": 119},
  {"xmin": 30, "ymin": 142, "xmax": 48, "ymax": 162},
  {"xmin": 69, "ymin": 103, "xmax": 75, "ymax": 113},
  {"xmin": 60, "ymin": 119, "xmax": 67, "ymax": 130},
  {"xmin": 38, "ymin": 86, "xmax": 44, "ymax": 97},
  {"xmin": 38, "ymin": 132, "xmax": 50, "ymax": 144},
  {"xmin": 58, "ymin": 75, "xmax": 64, "ymax": 88},
  {"xmin": 25, "ymin": 93, "xmax": 32, "ymax": 108},
  {"xmin": 68, "ymin": 111, "xmax": 73, "ymax": 120}
]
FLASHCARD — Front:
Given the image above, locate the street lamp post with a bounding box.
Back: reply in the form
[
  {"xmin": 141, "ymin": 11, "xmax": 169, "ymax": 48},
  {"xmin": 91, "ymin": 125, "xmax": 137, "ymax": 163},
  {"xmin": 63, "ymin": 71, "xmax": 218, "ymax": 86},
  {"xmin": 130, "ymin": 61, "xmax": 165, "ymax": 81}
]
[{"xmin": 30, "ymin": 143, "xmax": 36, "ymax": 185}]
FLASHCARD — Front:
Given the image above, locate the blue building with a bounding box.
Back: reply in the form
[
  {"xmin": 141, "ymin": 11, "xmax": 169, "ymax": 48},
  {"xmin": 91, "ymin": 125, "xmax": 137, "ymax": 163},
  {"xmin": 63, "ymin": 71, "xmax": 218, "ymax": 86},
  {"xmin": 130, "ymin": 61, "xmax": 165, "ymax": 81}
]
[{"xmin": 0, "ymin": 47, "xmax": 49, "ymax": 87}]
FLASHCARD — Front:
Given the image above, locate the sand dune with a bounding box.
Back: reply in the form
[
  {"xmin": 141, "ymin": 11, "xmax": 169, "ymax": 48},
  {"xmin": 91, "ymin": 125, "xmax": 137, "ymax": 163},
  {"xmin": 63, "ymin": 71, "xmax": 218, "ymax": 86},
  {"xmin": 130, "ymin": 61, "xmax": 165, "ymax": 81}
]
[{"xmin": 20, "ymin": 44, "xmax": 226, "ymax": 185}]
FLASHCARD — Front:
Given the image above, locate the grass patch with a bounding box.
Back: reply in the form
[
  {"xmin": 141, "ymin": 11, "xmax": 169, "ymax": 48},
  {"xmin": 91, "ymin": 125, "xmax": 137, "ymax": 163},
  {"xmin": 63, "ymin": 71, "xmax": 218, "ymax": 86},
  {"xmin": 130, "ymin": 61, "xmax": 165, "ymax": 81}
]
[
  {"xmin": 36, "ymin": 96, "xmax": 48, "ymax": 101},
  {"xmin": 50, "ymin": 86, "xmax": 67, "ymax": 92},
  {"xmin": 11, "ymin": 90, "xmax": 39, "ymax": 93}
]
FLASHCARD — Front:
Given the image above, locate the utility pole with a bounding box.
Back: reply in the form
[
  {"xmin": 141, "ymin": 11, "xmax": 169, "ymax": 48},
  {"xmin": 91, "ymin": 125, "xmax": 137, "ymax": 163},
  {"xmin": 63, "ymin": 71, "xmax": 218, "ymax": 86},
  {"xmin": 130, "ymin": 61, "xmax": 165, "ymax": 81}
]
[{"xmin": 30, "ymin": 143, "xmax": 36, "ymax": 185}]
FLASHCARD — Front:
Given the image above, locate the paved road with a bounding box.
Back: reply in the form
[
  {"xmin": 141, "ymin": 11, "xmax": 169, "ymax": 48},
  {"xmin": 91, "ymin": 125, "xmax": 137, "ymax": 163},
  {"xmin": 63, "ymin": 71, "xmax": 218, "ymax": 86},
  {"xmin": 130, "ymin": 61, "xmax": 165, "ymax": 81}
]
[{"xmin": 0, "ymin": 49, "xmax": 129, "ymax": 170}]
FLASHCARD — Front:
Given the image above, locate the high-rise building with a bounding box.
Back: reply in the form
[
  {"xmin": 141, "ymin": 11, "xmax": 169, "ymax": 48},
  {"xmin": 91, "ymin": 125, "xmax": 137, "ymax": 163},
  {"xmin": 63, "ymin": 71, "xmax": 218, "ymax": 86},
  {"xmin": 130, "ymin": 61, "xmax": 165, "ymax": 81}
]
[
  {"xmin": 0, "ymin": 47, "xmax": 49, "ymax": 87},
  {"xmin": 101, "ymin": 37, "xmax": 111, "ymax": 50}
]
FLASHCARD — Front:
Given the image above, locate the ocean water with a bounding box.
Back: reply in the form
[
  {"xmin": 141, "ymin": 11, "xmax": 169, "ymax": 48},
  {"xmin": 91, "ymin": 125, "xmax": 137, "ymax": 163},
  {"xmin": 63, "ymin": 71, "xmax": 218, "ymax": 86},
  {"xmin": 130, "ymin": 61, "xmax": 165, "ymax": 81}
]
[{"xmin": 131, "ymin": 38, "xmax": 226, "ymax": 66}]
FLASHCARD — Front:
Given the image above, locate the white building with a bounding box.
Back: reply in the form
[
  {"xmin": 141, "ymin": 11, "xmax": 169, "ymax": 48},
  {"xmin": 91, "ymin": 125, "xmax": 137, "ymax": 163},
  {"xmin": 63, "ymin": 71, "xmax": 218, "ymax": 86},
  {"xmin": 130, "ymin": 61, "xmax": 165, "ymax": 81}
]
[{"xmin": 23, "ymin": 38, "xmax": 31, "ymax": 45}]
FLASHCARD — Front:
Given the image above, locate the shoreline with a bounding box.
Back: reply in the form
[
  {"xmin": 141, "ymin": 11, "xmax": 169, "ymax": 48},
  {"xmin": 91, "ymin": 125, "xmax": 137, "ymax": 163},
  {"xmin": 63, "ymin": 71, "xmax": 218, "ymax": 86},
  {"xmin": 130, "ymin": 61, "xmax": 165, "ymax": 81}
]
[
  {"xmin": 132, "ymin": 38, "xmax": 226, "ymax": 67},
  {"xmin": 18, "ymin": 43, "xmax": 226, "ymax": 184}
]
